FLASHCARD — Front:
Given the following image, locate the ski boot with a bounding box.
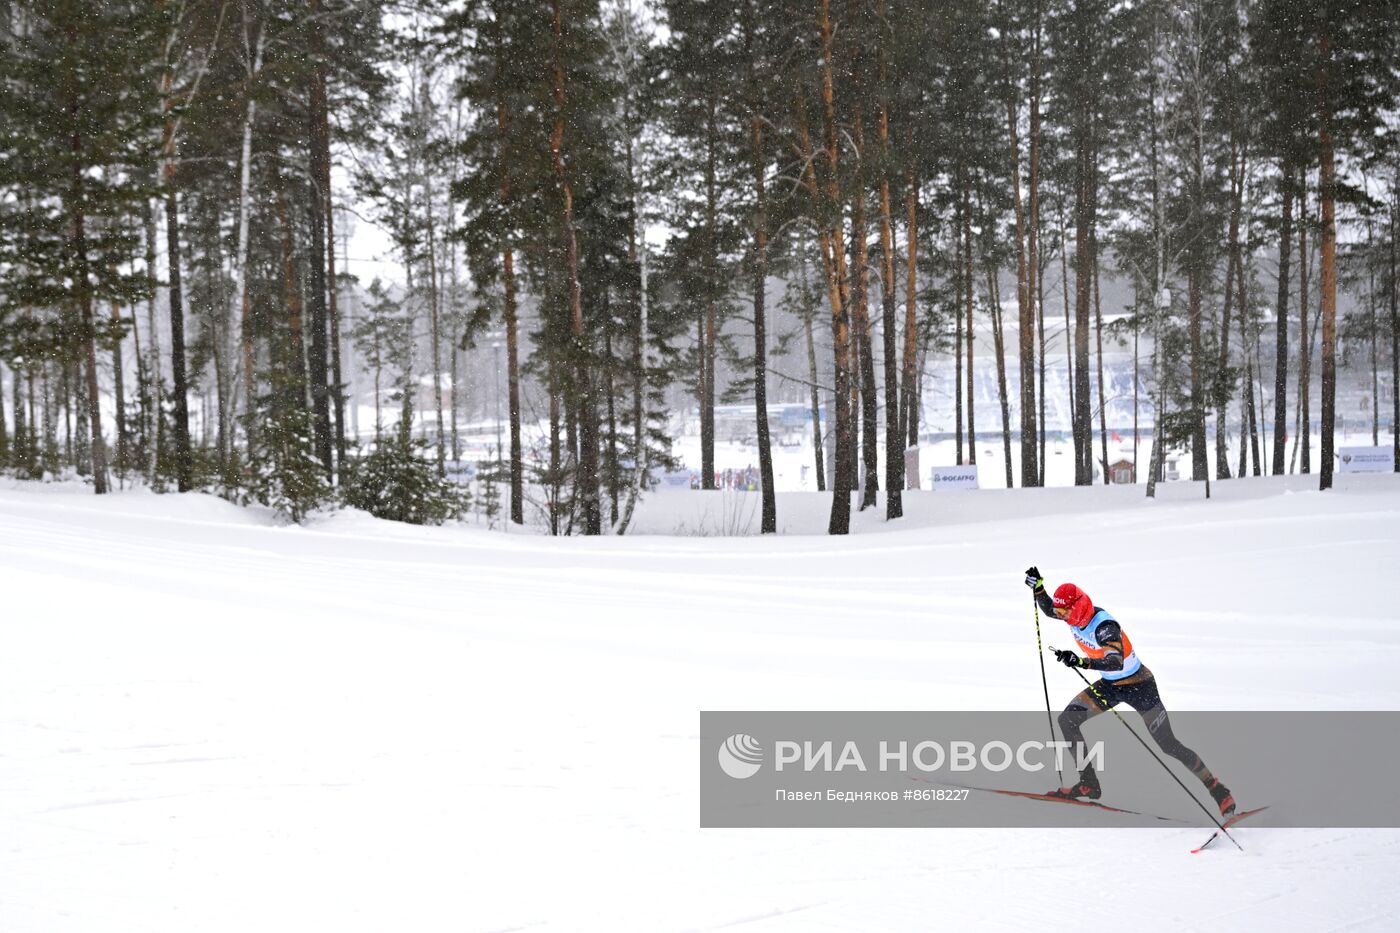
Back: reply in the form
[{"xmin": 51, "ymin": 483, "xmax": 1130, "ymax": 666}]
[
  {"xmin": 1047, "ymin": 765, "xmax": 1101, "ymax": 800},
  {"xmin": 1206, "ymin": 777, "xmax": 1236, "ymax": 817}
]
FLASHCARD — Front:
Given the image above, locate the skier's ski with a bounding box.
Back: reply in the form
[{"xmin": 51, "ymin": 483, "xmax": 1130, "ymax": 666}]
[
  {"xmin": 1190, "ymin": 805, "xmax": 1270, "ymax": 854},
  {"xmin": 916, "ymin": 778, "xmax": 1187, "ymax": 823}
]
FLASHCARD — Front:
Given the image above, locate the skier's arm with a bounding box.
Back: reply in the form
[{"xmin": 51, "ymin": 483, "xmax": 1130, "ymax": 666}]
[
  {"xmin": 1077, "ymin": 621, "xmax": 1126, "ymax": 672},
  {"xmin": 1033, "ymin": 585, "xmax": 1056, "ymax": 618}
]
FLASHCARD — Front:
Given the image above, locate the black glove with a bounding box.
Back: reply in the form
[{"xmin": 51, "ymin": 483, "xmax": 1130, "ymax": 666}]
[
  {"xmin": 1054, "ymin": 649, "xmax": 1081, "ymax": 668},
  {"xmin": 1024, "ymin": 566, "xmax": 1044, "ymax": 591}
]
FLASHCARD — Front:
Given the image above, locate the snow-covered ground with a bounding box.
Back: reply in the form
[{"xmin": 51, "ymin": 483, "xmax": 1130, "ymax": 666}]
[{"xmin": 3, "ymin": 476, "xmax": 1399, "ymax": 931}]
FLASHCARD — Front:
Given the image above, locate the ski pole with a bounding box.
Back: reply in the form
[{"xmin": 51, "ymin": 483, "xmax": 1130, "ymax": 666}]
[
  {"xmin": 1031, "ymin": 592, "xmax": 1060, "ymax": 784},
  {"xmin": 1051, "ymin": 651, "xmax": 1242, "ymax": 851}
]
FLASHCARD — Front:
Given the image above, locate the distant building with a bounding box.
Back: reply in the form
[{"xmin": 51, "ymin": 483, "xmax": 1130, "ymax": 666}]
[{"xmin": 1108, "ymin": 457, "xmax": 1135, "ymax": 485}]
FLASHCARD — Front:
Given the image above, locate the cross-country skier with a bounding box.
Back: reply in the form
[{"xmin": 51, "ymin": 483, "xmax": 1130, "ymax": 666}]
[{"xmin": 1024, "ymin": 566, "xmax": 1236, "ymax": 816}]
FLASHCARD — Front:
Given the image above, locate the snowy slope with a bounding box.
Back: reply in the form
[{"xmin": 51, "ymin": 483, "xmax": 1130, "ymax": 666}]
[{"xmin": 2, "ymin": 479, "xmax": 1398, "ymax": 932}]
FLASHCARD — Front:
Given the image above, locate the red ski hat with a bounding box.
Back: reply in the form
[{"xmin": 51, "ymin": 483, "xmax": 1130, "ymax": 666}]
[{"xmin": 1053, "ymin": 583, "xmax": 1095, "ymax": 629}]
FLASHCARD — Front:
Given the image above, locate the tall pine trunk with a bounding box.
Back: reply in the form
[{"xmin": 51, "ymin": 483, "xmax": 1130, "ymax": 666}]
[
  {"xmin": 1094, "ymin": 258, "xmax": 1107, "ymax": 483},
  {"xmin": 551, "ymin": 0, "xmax": 600, "ymax": 534},
  {"xmin": 69, "ymin": 105, "xmax": 109, "ymax": 493},
  {"xmin": 799, "ymin": 239, "xmax": 827, "ymax": 491},
  {"xmin": 110, "ymin": 298, "xmax": 127, "ymax": 477},
  {"xmin": 1072, "ymin": 108, "xmax": 1095, "ymax": 485},
  {"xmin": 1316, "ymin": 25, "xmax": 1337, "ymax": 492},
  {"xmin": 988, "ymin": 258, "xmax": 1013, "ymax": 489},
  {"xmin": 812, "ymin": 1, "xmax": 854, "ymax": 532},
  {"xmin": 1391, "ymin": 183, "xmax": 1398, "ymax": 471},
  {"xmin": 1021, "ymin": 0, "xmax": 1043, "ymax": 487},
  {"xmin": 273, "ymin": 170, "xmax": 308, "ymax": 398},
  {"xmin": 700, "ymin": 97, "xmax": 719, "ymax": 492},
  {"xmin": 875, "ymin": 1, "xmax": 902, "ymax": 517},
  {"xmin": 233, "ymin": 21, "xmax": 262, "ymax": 455},
  {"xmin": 161, "ymin": 139, "xmax": 192, "ymax": 489},
  {"xmin": 495, "ymin": 95, "xmax": 525, "ymax": 524},
  {"xmin": 1298, "ymin": 172, "xmax": 1312, "ymax": 474},
  {"xmin": 962, "ymin": 183, "xmax": 976, "ymax": 466},
  {"xmin": 850, "ymin": 94, "xmax": 878, "ymax": 508},
  {"xmin": 1272, "ymin": 161, "xmax": 1293, "ymax": 474},
  {"xmin": 316, "ymin": 85, "xmax": 345, "ymax": 468},
  {"xmin": 424, "ymin": 180, "xmax": 447, "ymax": 476},
  {"xmin": 900, "ymin": 165, "xmax": 919, "ymax": 455},
  {"xmin": 745, "ymin": 7, "xmax": 776, "ymax": 532},
  {"xmin": 954, "ymin": 218, "xmax": 964, "ymax": 465},
  {"xmin": 1216, "ymin": 139, "xmax": 1244, "ymax": 479},
  {"xmin": 1059, "ymin": 209, "xmax": 1075, "ymax": 452}
]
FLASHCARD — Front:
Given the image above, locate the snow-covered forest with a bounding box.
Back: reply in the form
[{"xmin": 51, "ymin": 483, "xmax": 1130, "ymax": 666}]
[
  {"xmin": 6, "ymin": 5, "xmax": 1400, "ymax": 931},
  {"xmin": 1, "ymin": 0, "xmax": 1397, "ymax": 534}
]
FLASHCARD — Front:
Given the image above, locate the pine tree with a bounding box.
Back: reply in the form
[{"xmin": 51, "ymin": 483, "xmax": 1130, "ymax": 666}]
[{"xmin": 0, "ymin": 0, "xmax": 160, "ymax": 494}]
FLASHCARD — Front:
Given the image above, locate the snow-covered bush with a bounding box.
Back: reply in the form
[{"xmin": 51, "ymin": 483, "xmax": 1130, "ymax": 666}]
[
  {"xmin": 242, "ymin": 396, "xmax": 333, "ymax": 523},
  {"xmin": 341, "ymin": 429, "xmax": 468, "ymax": 526}
]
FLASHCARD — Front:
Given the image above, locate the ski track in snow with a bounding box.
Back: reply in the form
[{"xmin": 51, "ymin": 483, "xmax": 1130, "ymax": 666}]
[{"xmin": 1, "ymin": 479, "xmax": 1399, "ymax": 931}]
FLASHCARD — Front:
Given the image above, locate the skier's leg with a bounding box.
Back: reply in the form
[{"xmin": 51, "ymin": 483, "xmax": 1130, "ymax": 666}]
[
  {"xmin": 1056, "ymin": 682, "xmax": 1115, "ymax": 745},
  {"xmin": 1121, "ymin": 676, "xmax": 1236, "ymax": 814},
  {"xmin": 1053, "ymin": 681, "xmax": 1117, "ymax": 798}
]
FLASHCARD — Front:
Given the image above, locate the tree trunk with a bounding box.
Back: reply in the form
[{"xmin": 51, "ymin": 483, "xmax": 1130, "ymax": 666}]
[
  {"xmin": 0, "ymin": 365, "xmax": 9, "ymax": 466},
  {"xmin": 988, "ymin": 257, "xmax": 1013, "ymax": 489},
  {"xmin": 1255, "ymin": 336, "xmax": 1267, "ymax": 474},
  {"xmin": 617, "ymin": 198, "xmax": 650, "ymax": 534},
  {"xmin": 901, "ymin": 165, "xmax": 919, "ymax": 455},
  {"xmin": 850, "ymin": 100, "xmax": 878, "ymax": 508},
  {"xmin": 1272, "ymin": 160, "xmax": 1293, "ymax": 475},
  {"xmin": 159, "ymin": 32, "xmax": 192, "ymax": 491},
  {"xmin": 604, "ymin": 328, "xmax": 619, "ymax": 524},
  {"xmin": 1298, "ymin": 171, "xmax": 1312, "ymax": 474},
  {"xmin": 801, "ymin": 239, "xmax": 827, "ymax": 491},
  {"xmin": 304, "ymin": 0, "xmax": 334, "ymax": 477},
  {"xmin": 876, "ymin": 1, "xmax": 902, "ymax": 517},
  {"xmin": 74, "ymin": 359, "xmax": 90, "ymax": 474},
  {"xmin": 1058, "ymin": 209, "xmax": 1075, "ymax": 450},
  {"xmin": 1132, "ymin": 307, "xmax": 1139, "ymax": 482},
  {"xmin": 1368, "ymin": 213, "xmax": 1378, "ymax": 447},
  {"xmin": 12, "ymin": 369, "xmax": 25, "ymax": 470},
  {"xmin": 701, "ymin": 96, "xmax": 718, "ymax": 492},
  {"xmin": 1145, "ymin": 33, "xmax": 1167, "ymax": 498},
  {"xmin": 1094, "ymin": 257, "xmax": 1108, "ymax": 483},
  {"xmin": 233, "ymin": 26, "xmax": 261, "ymax": 456},
  {"xmin": 1316, "ymin": 29, "xmax": 1336, "ymax": 492},
  {"xmin": 424, "ymin": 182, "xmax": 447, "ymax": 476},
  {"xmin": 954, "ymin": 215, "xmax": 964, "ymax": 466},
  {"xmin": 747, "ymin": 46, "xmax": 776, "ymax": 532},
  {"xmin": 496, "ymin": 101, "xmax": 524, "ymax": 525},
  {"xmin": 110, "ymin": 299, "xmax": 127, "ymax": 477},
  {"xmin": 316, "ymin": 51, "xmax": 346, "ymax": 470},
  {"xmin": 325, "ymin": 177, "xmax": 345, "ymax": 469},
  {"xmin": 162, "ymin": 172, "xmax": 191, "ymax": 490},
  {"xmin": 1187, "ymin": 254, "xmax": 1206, "ymax": 482},
  {"xmin": 143, "ymin": 197, "xmax": 162, "ymax": 481},
  {"xmin": 1217, "ymin": 139, "xmax": 1244, "ymax": 479},
  {"xmin": 1072, "ymin": 107, "xmax": 1095, "ymax": 486},
  {"xmin": 810, "ymin": 2, "xmax": 854, "ymax": 533},
  {"xmin": 1391, "ymin": 182, "xmax": 1398, "ymax": 471},
  {"xmin": 70, "ymin": 120, "xmax": 109, "ymax": 493},
  {"xmin": 273, "ymin": 174, "xmax": 308, "ymax": 397},
  {"xmin": 552, "ymin": 0, "xmax": 600, "ymax": 534},
  {"xmin": 963, "ymin": 183, "xmax": 976, "ymax": 467},
  {"xmin": 1037, "ymin": 220, "xmax": 1048, "ymax": 485},
  {"xmin": 1022, "ymin": 0, "xmax": 1043, "ymax": 487},
  {"xmin": 548, "ymin": 357, "xmax": 561, "ymax": 535}
]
